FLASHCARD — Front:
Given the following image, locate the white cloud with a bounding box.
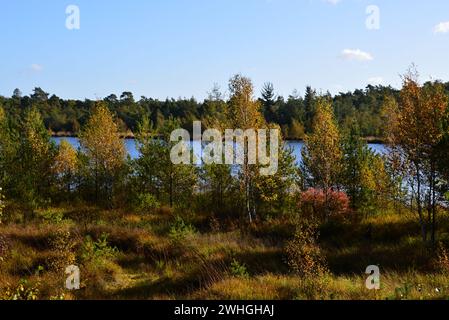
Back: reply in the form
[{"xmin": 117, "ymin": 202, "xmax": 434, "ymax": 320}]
[
  {"xmin": 30, "ymin": 64, "xmax": 43, "ymax": 72},
  {"xmin": 367, "ymin": 77, "xmax": 384, "ymax": 85},
  {"xmin": 340, "ymin": 49, "xmax": 373, "ymax": 61},
  {"xmin": 434, "ymin": 21, "xmax": 449, "ymax": 34}
]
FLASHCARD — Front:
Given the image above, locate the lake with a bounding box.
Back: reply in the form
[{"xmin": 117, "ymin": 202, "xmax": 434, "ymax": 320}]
[{"xmin": 52, "ymin": 137, "xmax": 387, "ymax": 165}]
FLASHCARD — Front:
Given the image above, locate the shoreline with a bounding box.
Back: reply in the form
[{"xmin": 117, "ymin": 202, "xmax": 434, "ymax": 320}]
[{"xmin": 51, "ymin": 132, "xmax": 385, "ymax": 144}]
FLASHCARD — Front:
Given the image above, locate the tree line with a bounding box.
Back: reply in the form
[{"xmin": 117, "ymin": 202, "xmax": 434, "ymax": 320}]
[{"xmin": 4, "ymin": 80, "xmax": 439, "ymax": 140}]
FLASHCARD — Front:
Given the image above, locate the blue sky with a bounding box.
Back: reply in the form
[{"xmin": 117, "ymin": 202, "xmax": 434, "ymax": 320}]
[{"xmin": 1, "ymin": 0, "xmax": 449, "ymax": 100}]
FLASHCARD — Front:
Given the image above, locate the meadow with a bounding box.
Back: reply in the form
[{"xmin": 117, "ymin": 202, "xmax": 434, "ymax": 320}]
[{"xmin": 1, "ymin": 203, "xmax": 449, "ymax": 300}]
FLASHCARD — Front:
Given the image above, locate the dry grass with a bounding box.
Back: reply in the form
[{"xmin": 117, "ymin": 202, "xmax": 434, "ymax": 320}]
[{"xmin": 1, "ymin": 205, "xmax": 449, "ymax": 300}]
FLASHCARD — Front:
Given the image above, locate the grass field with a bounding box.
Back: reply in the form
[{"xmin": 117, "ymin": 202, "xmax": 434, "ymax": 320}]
[{"xmin": 1, "ymin": 204, "xmax": 449, "ymax": 300}]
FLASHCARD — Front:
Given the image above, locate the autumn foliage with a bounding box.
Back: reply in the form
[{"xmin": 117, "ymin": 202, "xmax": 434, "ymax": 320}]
[{"xmin": 300, "ymin": 188, "xmax": 350, "ymax": 222}]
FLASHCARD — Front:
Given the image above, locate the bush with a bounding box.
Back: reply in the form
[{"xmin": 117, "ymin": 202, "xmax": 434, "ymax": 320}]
[
  {"xmin": 230, "ymin": 259, "xmax": 249, "ymax": 278},
  {"xmin": 47, "ymin": 229, "xmax": 76, "ymax": 271},
  {"xmin": 39, "ymin": 208, "xmax": 65, "ymax": 224},
  {"xmin": 1, "ymin": 279, "xmax": 39, "ymax": 300},
  {"xmin": 285, "ymin": 220, "xmax": 328, "ymax": 278},
  {"xmin": 168, "ymin": 216, "xmax": 196, "ymax": 242},
  {"xmin": 80, "ymin": 233, "xmax": 118, "ymax": 263},
  {"xmin": 300, "ymin": 188, "xmax": 350, "ymax": 222},
  {"xmin": 135, "ymin": 193, "xmax": 160, "ymax": 214}
]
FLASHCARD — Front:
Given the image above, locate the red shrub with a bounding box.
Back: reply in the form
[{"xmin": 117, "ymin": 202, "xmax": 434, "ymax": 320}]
[{"xmin": 300, "ymin": 188, "xmax": 350, "ymax": 222}]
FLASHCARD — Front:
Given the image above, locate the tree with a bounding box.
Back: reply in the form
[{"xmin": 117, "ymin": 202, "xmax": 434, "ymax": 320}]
[
  {"xmin": 9, "ymin": 107, "xmax": 56, "ymax": 215},
  {"xmin": 227, "ymin": 74, "xmax": 265, "ymax": 222},
  {"xmin": 53, "ymin": 140, "xmax": 78, "ymax": 196},
  {"xmin": 0, "ymin": 107, "xmax": 7, "ymax": 224},
  {"xmin": 202, "ymin": 84, "xmax": 227, "ymax": 128},
  {"xmin": 288, "ymin": 119, "xmax": 305, "ymax": 140},
  {"xmin": 120, "ymin": 91, "xmax": 135, "ymax": 104},
  {"xmin": 341, "ymin": 120, "xmax": 389, "ymax": 213},
  {"xmin": 132, "ymin": 116, "xmax": 160, "ymax": 197},
  {"xmin": 436, "ymin": 135, "xmax": 449, "ymax": 201},
  {"xmin": 79, "ymin": 102, "xmax": 126, "ymax": 204},
  {"xmin": 260, "ymin": 82, "xmax": 278, "ymax": 123},
  {"xmin": 301, "ymin": 98, "xmax": 344, "ymax": 220},
  {"xmin": 383, "ymin": 68, "xmax": 449, "ymax": 245},
  {"xmin": 158, "ymin": 119, "xmax": 197, "ymax": 207},
  {"xmin": 31, "ymin": 87, "xmax": 49, "ymax": 102},
  {"xmin": 0, "ymin": 107, "xmax": 11, "ymax": 186},
  {"xmin": 12, "ymin": 88, "xmax": 22, "ymax": 99},
  {"xmin": 199, "ymin": 161, "xmax": 236, "ymax": 218},
  {"xmin": 133, "ymin": 117, "xmax": 197, "ymax": 208},
  {"xmin": 254, "ymin": 135, "xmax": 300, "ymax": 218},
  {"xmin": 303, "ymin": 86, "xmax": 317, "ymax": 134}
]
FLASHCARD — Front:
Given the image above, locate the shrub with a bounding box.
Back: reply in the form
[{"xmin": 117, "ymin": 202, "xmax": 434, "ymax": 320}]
[
  {"xmin": 39, "ymin": 208, "xmax": 65, "ymax": 224},
  {"xmin": 285, "ymin": 220, "xmax": 328, "ymax": 278},
  {"xmin": 47, "ymin": 229, "xmax": 76, "ymax": 271},
  {"xmin": 296, "ymin": 275, "xmax": 330, "ymax": 300},
  {"xmin": 1, "ymin": 279, "xmax": 39, "ymax": 300},
  {"xmin": 230, "ymin": 259, "xmax": 249, "ymax": 278},
  {"xmin": 80, "ymin": 233, "xmax": 118, "ymax": 263},
  {"xmin": 300, "ymin": 188, "xmax": 350, "ymax": 222},
  {"xmin": 135, "ymin": 193, "xmax": 160, "ymax": 214},
  {"xmin": 168, "ymin": 216, "xmax": 196, "ymax": 242}
]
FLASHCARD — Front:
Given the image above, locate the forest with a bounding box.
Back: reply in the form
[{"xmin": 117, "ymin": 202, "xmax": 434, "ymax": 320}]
[
  {"xmin": 0, "ymin": 81, "xmax": 415, "ymax": 140},
  {"xmin": 1, "ymin": 70, "xmax": 449, "ymax": 300}
]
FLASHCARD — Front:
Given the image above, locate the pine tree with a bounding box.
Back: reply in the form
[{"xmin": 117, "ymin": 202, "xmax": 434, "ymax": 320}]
[
  {"xmin": 342, "ymin": 120, "xmax": 390, "ymax": 214},
  {"xmin": 133, "ymin": 117, "xmax": 197, "ymax": 208},
  {"xmin": 303, "ymin": 86, "xmax": 317, "ymax": 134},
  {"xmin": 261, "ymin": 82, "xmax": 278, "ymax": 123},
  {"xmin": 12, "ymin": 107, "xmax": 56, "ymax": 215}
]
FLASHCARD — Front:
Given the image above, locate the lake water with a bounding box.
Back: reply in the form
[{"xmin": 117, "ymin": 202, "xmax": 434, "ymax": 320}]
[{"xmin": 52, "ymin": 137, "xmax": 387, "ymax": 165}]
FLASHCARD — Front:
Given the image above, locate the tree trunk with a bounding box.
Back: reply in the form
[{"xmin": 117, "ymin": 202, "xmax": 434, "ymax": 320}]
[
  {"xmin": 431, "ymin": 164, "xmax": 437, "ymax": 246},
  {"xmin": 416, "ymin": 164, "xmax": 427, "ymax": 243}
]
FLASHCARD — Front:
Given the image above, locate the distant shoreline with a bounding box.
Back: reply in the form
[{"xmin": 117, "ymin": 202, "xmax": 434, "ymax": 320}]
[{"xmin": 51, "ymin": 131, "xmax": 385, "ymax": 144}]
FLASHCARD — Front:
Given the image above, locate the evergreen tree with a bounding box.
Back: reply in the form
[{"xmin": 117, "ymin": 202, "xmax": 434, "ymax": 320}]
[
  {"xmin": 303, "ymin": 86, "xmax": 317, "ymax": 134},
  {"xmin": 11, "ymin": 107, "xmax": 56, "ymax": 215},
  {"xmin": 260, "ymin": 82, "xmax": 278, "ymax": 123},
  {"xmin": 342, "ymin": 120, "xmax": 389, "ymax": 213},
  {"xmin": 133, "ymin": 117, "xmax": 197, "ymax": 208}
]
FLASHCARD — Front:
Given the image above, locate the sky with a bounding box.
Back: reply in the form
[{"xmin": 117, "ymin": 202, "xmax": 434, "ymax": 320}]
[{"xmin": 1, "ymin": 0, "xmax": 449, "ymax": 101}]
